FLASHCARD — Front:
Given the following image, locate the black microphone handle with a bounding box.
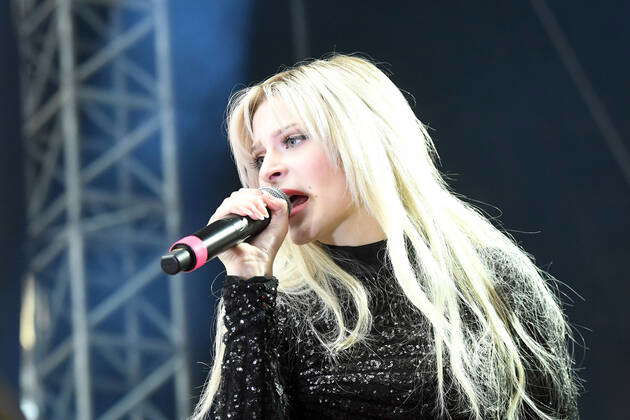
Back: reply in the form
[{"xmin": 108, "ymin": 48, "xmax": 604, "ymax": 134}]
[
  {"xmin": 194, "ymin": 213, "xmax": 271, "ymax": 260},
  {"xmin": 161, "ymin": 186, "xmax": 291, "ymax": 275},
  {"xmin": 162, "ymin": 214, "xmax": 270, "ymax": 275}
]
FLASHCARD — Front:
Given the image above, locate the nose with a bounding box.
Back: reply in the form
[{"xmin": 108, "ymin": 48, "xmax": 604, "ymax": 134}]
[{"xmin": 259, "ymin": 153, "xmax": 287, "ymax": 184}]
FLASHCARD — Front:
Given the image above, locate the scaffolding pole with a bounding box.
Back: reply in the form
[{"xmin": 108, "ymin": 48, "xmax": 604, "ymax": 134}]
[{"xmin": 14, "ymin": 0, "xmax": 190, "ymax": 418}]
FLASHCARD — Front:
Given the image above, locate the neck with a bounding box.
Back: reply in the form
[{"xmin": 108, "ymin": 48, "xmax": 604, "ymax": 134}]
[{"xmin": 316, "ymin": 207, "xmax": 385, "ymax": 246}]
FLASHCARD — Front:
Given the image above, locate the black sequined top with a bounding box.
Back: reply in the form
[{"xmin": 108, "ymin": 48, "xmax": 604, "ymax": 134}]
[{"xmin": 210, "ymin": 240, "xmax": 574, "ymax": 419}]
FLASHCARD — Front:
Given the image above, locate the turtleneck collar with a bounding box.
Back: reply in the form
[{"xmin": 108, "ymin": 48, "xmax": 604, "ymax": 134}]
[{"xmin": 318, "ymin": 239, "xmax": 388, "ymax": 271}]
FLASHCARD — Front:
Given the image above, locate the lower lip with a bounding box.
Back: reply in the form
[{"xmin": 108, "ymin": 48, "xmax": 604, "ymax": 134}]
[{"xmin": 289, "ymin": 198, "xmax": 309, "ymax": 217}]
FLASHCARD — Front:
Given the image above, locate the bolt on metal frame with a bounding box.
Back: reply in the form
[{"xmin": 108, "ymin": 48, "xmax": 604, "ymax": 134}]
[{"xmin": 14, "ymin": 0, "xmax": 190, "ymax": 418}]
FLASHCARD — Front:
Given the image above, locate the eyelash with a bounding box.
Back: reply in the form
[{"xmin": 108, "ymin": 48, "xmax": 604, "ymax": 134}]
[{"xmin": 249, "ymin": 134, "xmax": 308, "ymax": 170}]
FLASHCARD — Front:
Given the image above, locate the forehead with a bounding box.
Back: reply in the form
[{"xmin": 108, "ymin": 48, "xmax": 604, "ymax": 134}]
[
  {"xmin": 250, "ymin": 100, "xmax": 301, "ymax": 147},
  {"xmin": 252, "ymin": 99, "xmax": 295, "ymax": 132}
]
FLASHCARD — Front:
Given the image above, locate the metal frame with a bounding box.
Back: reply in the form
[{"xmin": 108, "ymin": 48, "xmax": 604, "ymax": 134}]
[{"xmin": 14, "ymin": 0, "xmax": 190, "ymax": 418}]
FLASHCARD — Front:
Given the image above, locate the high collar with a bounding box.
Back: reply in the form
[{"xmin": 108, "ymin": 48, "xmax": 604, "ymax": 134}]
[{"xmin": 319, "ymin": 239, "xmax": 388, "ymax": 272}]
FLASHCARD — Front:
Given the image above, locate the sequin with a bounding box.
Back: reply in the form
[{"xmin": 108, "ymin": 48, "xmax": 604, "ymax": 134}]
[{"xmin": 208, "ymin": 241, "xmax": 574, "ymax": 419}]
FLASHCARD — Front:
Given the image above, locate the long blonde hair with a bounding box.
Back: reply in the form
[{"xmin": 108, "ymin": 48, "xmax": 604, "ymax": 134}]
[{"xmin": 192, "ymin": 54, "xmax": 578, "ymax": 419}]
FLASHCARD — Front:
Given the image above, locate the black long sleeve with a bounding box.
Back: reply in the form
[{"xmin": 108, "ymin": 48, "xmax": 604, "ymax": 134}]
[{"xmin": 209, "ymin": 275, "xmax": 294, "ymax": 420}]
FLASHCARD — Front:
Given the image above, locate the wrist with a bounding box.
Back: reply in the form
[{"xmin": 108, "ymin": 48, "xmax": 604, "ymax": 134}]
[{"xmin": 225, "ymin": 260, "xmax": 273, "ymax": 278}]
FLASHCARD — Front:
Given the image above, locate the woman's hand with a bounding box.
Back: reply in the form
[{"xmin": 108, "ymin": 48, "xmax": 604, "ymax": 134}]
[{"xmin": 207, "ymin": 188, "xmax": 290, "ymax": 278}]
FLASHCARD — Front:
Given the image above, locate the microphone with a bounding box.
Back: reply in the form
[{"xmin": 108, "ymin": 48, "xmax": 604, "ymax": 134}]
[{"xmin": 160, "ymin": 186, "xmax": 292, "ymax": 275}]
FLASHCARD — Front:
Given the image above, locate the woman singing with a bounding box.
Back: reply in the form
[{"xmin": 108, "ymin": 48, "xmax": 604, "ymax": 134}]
[{"xmin": 192, "ymin": 54, "xmax": 579, "ymax": 419}]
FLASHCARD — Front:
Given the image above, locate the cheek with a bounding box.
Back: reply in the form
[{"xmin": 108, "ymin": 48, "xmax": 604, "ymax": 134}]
[
  {"xmin": 307, "ymin": 161, "xmax": 340, "ymax": 196},
  {"xmin": 309, "ymin": 149, "xmax": 341, "ymax": 179},
  {"xmin": 309, "ymin": 160, "xmax": 330, "ymax": 179}
]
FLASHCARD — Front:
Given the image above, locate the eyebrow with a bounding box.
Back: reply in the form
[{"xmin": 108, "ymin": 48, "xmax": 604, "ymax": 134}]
[{"xmin": 249, "ymin": 123, "xmax": 299, "ymax": 154}]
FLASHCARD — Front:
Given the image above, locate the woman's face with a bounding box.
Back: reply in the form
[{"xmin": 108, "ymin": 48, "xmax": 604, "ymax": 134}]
[{"xmin": 250, "ymin": 99, "xmax": 379, "ymax": 246}]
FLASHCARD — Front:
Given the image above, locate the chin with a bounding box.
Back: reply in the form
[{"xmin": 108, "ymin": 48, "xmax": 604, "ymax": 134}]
[
  {"xmin": 289, "ymin": 236, "xmax": 311, "ymax": 246},
  {"xmin": 289, "ymin": 229, "xmax": 315, "ymax": 246}
]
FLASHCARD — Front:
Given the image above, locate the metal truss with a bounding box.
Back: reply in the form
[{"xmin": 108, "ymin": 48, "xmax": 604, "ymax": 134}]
[{"xmin": 14, "ymin": 0, "xmax": 190, "ymax": 418}]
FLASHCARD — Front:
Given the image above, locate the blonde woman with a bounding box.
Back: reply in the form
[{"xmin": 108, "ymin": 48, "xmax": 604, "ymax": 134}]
[{"xmin": 193, "ymin": 54, "xmax": 579, "ymax": 419}]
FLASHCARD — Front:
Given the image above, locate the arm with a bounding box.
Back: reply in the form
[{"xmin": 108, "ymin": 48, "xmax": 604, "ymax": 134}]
[{"xmin": 210, "ymin": 275, "xmax": 294, "ymax": 420}]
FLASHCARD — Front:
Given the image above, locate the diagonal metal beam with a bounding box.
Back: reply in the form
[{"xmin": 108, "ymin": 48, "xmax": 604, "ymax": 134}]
[
  {"xmin": 27, "ymin": 130, "xmax": 62, "ymax": 217},
  {"xmin": 77, "ymin": 16, "xmax": 153, "ymax": 82},
  {"xmin": 28, "ymin": 192, "xmax": 66, "ymax": 237},
  {"xmin": 120, "ymin": 57, "xmax": 157, "ymax": 95},
  {"xmin": 82, "ymin": 104, "xmax": 117, "ymax": 137},
  {"xmin": 24, "ymin": 90, "xmax": 62, "ymax": 137},
  {"xmin": 81, "ymin": 115, "xmax": 160, "ymax": 184},
  {"xmin": 18, "ymin": 0, "xmax": 56, "ymax": 37},
  {"xmin": 530, "ymin": 0, "xmax": 630, "ymax": 188},
  {"xmin": 89, "ymin": 262, "xmax": 162, "ymax": 327},
  {"xmin": 38, "ymin": 336, "xmax": 72, "ymax": 378},
  {"xmin": 27, "ymin": 19, "xmax": 58, "ymax": 115},
  {"xmin": 97, "ymin": 357, "xmax": 176, "ymax": 420},
  {"xmin": 75, "ymin": 2, "xmax": 109, "ymax": 36},
  {"xmin": 137, "ymin": 297, "xmax": 172, "ymax": 338}
]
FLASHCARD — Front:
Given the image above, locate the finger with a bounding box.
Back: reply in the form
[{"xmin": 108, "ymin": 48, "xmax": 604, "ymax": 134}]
[
  {"xmin": 244, "ymin": 205, "xmax": 265, "ymax": 220},
  {"xmin": 253, "ymin": 196, "xmax": 269, "ymax": 218},
  {"xmin": 211, "ymin": 190, "xmax": 270, "ymax": 223},
  {"xmin": 261, "ymin": 191, "xmax": 288, "ymax": 214},
  {"xmin": 208, "ymin": 201, "xmax": 249, "ymax": 224},
  {"xmin": 231, "ymin": 196, "xmax": 266, "ymax": 219},
  {"xmin": 244, "ymin": 203, "xmax": 266, "ymax": 219},
  {"xmin": 231, "ymin": 197, "xmax": 268, "ymax": 219}
]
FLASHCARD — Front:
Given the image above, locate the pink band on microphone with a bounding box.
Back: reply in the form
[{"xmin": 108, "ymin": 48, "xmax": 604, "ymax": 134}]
[{"xmin": 170, "ymin": 235, "xmax": 208, "ymax": 271}]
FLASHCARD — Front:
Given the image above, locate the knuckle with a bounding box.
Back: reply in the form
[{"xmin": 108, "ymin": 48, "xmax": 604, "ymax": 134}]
[{"xmin": 261, "ymin": 190, "xmax": 275, "ymax": 201}]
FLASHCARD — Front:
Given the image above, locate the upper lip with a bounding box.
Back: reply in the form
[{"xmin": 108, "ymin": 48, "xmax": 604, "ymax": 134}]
[{"xmin": 280, "ymin": 188, "xmax": 309, "ymax": 198}]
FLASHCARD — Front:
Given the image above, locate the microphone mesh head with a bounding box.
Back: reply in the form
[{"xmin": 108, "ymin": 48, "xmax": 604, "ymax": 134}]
[{"xmin": 259, "ymin": 186, "xmax": 292, "ymax": 214}]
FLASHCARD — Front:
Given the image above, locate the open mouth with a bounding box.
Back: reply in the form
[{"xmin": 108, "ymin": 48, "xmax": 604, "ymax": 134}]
[
  {"xmin": 289, "ymin": 194, "xmax": 309, "ymax": 217},
  {"xmin": 289, "ymin": 194, "xmax": 309, "ymax": 207}
]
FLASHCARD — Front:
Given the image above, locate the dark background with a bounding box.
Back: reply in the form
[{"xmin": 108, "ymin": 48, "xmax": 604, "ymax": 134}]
[{"xmin": 2, "ymin": 1, "xmax": 628, "ymax": 418}]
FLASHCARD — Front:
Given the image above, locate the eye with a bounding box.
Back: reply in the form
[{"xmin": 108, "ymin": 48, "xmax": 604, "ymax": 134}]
[
  {"xmin": 250, "ymin": 155, "xmax": 265, "ymax": 170},
  {"xmin": 248, "ymin": 134, "xmax": 308, "ymax": 171},
  {"xmin": 282, "ymin": 134, "xmax": 307, "ymax": 148}
]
